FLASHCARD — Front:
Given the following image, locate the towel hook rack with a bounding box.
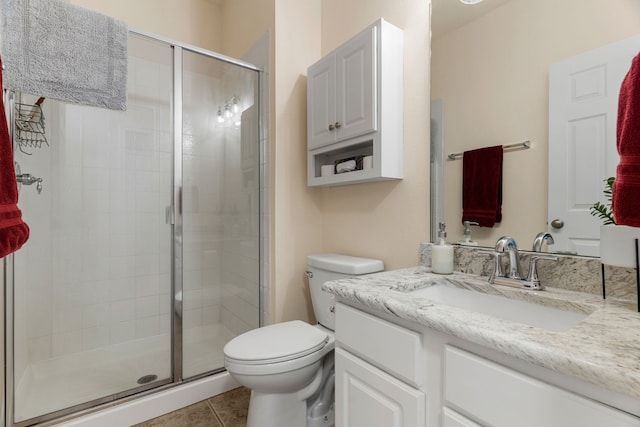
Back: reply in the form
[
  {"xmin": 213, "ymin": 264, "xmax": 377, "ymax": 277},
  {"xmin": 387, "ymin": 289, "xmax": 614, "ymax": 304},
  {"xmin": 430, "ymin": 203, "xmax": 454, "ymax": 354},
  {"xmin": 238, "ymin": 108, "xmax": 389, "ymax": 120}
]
[{"xmin": 448, "ymin": 140, "xmax": 531, "ymax": 160}]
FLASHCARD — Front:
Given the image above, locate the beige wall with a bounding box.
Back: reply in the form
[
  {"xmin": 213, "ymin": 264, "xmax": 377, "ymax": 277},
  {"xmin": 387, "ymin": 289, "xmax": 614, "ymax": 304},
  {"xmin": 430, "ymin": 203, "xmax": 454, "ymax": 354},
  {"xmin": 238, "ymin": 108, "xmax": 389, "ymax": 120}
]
[
  {"xmin": 220, "ymin": 0, "xmax": 273, "ymax": 59},
  {"xmin": 318, "ymin": 0, "xmax": 431, "ymax": 271},
  {"xmin": 216, "ymin": 0, "xmax": 431, "ymax": 323},
  {"xmin": 70, "ymin": 0, "xmax": 223, "ymax": 52},
  {"xmin": 270, "ymin": 0, "xmax": 324, "ymax": 323},
  {"xmin": 432, "ymin": 0, "xmax": 640, "ymax": 248},
  {"xmin": 41, "ymin": 0, "xmax": 431, "ymax": 325}
]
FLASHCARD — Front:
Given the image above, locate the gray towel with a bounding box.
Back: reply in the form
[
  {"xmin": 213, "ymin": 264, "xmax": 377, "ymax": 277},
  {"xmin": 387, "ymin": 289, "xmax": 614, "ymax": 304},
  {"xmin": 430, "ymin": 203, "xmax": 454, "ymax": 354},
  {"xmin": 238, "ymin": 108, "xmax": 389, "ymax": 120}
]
[{"xmin": 2, "ymin": 0, "xmax": 128, "ymax": 110}]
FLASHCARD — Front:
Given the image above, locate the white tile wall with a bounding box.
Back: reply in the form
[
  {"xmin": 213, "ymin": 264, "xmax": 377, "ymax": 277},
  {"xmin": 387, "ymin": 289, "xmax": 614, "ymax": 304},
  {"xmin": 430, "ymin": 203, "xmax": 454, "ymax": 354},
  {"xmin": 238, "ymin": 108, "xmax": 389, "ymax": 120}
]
[
  {"xmin": 180, "ymin": 58, "xmax": 261, "ymax": 367},
  {"xmin": 181, "ymin": 68, "xmax": 224, "ymax": 338},
  {"xmin": 243, "ymin": 32, "xmax": 271, "ymax": 326},
  {"xmin": 13, "ymin": 45, "xmax": 264, "ymax": 383},
  {"xmin": 15, "ymin": 54, "xmax": 174, "ymax": 364}
]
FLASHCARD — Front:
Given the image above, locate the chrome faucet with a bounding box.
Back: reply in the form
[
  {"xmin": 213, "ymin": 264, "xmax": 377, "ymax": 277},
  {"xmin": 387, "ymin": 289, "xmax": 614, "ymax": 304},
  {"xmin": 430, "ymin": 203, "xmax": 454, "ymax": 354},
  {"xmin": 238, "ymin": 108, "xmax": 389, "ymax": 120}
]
[
  {"xmin": 494, "ymin": 236, "xmax": 523, "ymax": 280},
  {"xmin": 487, "ymin": 236, "xmax": 558, "ymax": 290},
  {"xmin": 532, "ymin": 232, "xmax": 554, "ymax": 252}
]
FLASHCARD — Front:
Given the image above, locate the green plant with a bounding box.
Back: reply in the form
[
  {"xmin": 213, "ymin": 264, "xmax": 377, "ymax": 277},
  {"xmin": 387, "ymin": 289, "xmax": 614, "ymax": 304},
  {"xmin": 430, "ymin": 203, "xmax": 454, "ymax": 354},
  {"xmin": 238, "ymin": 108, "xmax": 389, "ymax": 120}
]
[{"xmin": 590, "ymin": 177, "xmax": 616, "ymax": 225}]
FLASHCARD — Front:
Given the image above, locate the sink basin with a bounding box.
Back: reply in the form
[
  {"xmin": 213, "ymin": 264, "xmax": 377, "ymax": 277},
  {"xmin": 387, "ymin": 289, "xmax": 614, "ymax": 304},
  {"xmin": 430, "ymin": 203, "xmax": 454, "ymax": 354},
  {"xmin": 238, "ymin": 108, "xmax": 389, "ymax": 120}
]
[{"xmin": 410, "ymin": 285, "xmax": 588, "ymax": 332}]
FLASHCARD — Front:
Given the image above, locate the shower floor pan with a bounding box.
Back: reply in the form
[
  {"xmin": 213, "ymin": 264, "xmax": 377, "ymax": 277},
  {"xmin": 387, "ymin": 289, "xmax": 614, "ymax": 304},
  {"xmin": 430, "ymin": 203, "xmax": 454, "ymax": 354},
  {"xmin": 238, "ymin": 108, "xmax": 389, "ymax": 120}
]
[{"xmin": 14, "ymin": 324, "xmax": 233, "ymax": 423}]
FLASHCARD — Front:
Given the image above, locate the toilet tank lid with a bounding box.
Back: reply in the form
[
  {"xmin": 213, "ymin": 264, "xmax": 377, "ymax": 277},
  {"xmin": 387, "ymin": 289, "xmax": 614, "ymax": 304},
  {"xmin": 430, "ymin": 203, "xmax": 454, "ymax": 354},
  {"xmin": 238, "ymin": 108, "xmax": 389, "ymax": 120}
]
[{"xmin": 306, "ymin": 253, "xmax": 384, "ymax": 275}]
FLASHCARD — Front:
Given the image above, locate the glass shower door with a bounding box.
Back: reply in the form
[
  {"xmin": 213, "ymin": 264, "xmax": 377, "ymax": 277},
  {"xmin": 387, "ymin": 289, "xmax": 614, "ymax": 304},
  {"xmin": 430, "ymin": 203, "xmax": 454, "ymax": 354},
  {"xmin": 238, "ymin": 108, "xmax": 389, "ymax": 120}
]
[
  {"xmin": 10, "ymin": 34, "xmax": 174, "ymax": 424},
  {"xmin": 6, "ymin": 30, "xmax": 263, "ymax": 427},
  {"xmin": 181, "ymin": 49, "xmax": 260, "ymax": 378}
]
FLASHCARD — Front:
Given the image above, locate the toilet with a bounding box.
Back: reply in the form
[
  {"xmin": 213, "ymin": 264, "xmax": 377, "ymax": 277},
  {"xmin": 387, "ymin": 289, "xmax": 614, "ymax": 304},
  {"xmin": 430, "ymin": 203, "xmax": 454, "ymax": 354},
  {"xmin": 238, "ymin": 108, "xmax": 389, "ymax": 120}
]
[{"xmin": 223, "ymin": 253, "xmax": 384, "ymax": 427}]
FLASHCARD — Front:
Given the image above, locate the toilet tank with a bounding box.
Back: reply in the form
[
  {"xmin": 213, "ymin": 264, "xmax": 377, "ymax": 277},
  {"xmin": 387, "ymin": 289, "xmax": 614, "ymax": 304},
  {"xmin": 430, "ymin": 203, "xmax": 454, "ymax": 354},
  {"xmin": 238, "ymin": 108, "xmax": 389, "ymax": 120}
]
[{"xmin": 306, "ymin": 254, "xmax": 384, "ymax": 330}]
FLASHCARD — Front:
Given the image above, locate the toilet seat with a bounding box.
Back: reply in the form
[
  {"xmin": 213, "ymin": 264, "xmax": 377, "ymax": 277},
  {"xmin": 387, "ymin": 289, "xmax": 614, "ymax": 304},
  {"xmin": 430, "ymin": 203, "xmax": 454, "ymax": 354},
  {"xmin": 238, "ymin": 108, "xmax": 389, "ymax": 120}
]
[{"xmin": 224, "ymin": 320, "xmax": 329, "ymax": 364}]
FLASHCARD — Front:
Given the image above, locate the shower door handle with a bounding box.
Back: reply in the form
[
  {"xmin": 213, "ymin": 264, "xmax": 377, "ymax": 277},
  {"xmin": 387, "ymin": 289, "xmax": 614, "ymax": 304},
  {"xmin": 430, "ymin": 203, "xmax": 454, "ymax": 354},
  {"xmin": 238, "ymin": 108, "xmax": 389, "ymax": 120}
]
[{"xmin": 165, "ymin": 205, "xmax": 175, "ymax": 225}]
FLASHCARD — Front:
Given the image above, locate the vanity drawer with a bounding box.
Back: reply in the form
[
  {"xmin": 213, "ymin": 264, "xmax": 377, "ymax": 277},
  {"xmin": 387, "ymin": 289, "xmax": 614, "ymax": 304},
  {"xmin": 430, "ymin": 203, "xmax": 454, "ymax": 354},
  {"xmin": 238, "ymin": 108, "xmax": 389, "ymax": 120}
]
[
  {"xmin": 335, "ymin": 303, "xmax": 424, "ymax": 387},
  {"xmin": 444, "ymin": 346, "xmax": 640, "ymax": 427}
]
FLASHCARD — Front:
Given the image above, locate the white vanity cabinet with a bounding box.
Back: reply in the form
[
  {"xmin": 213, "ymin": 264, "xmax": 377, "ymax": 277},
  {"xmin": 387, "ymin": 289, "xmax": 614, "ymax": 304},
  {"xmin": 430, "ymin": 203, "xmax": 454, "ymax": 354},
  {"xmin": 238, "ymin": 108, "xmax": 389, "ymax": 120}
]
[
  {"xmin": 306, "ymin": 18, "xmax": 403, "ymax": 187},
  {"xmin": 336, "ymin": 348, "xmax": 425, "ymax": 427},
  {"xmin": 443, "ymin": 346, "xmax": 640, "ymax": 427},
  {"xmin": 334, "ymin": 302, "xmax": 640, "ymax": 427},
  {"xmin": 335, "ymin": 303, "xmax": 426, "ymax": 427}
]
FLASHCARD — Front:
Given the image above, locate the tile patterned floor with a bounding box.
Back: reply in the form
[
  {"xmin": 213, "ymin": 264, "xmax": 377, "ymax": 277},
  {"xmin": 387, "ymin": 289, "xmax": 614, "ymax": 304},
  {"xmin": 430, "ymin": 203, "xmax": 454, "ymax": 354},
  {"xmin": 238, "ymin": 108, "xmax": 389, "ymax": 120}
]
[{"xmin": 133, "ymin": 387, "xmax": 250, "ymax": 427}]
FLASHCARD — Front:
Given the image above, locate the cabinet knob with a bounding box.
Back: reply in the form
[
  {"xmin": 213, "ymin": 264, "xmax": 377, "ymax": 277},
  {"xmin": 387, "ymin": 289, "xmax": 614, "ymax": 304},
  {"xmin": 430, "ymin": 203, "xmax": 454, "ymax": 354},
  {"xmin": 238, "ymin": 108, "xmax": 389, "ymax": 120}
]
[
  {"xmin": 334, "ymin": 121, "xmax": 341, "ymax": 129},
  {"xmin": 328, "ymin": 123, "xmax": 335, "ymax": 131}
]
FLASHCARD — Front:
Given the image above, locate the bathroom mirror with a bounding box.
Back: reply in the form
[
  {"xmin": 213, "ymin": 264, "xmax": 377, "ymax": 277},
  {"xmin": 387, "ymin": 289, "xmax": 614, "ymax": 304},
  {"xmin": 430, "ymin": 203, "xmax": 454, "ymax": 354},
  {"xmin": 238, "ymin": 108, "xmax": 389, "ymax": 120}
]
[{"xmin": 430, "ymin": 0, "xmax": 640, "ymax": 256}]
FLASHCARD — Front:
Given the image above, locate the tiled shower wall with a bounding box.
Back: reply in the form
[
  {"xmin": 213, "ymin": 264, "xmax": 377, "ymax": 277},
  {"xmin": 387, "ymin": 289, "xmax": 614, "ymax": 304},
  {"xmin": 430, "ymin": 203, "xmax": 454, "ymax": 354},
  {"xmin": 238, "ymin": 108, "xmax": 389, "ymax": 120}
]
[
  {"xmin": 219, "ymin": 118, "xmax": 260, "ymax": 337},
  {"xmin": 16, "ymin": 53, "xmax": 261, "ymax": 383},
  {"xmin": 182, "ymin": 73, "xmax": 260, "ymax": 339},
  {"xmin": 181, "ymin": 55, "xmax": 260, "ymax": 343},
  {"xmin": 15, "ymin": 55, "xmax": 175, "ymax": 370},
  {"xmin": 181, "ymin": 68, "xmax": 226, "ymax": 334}
]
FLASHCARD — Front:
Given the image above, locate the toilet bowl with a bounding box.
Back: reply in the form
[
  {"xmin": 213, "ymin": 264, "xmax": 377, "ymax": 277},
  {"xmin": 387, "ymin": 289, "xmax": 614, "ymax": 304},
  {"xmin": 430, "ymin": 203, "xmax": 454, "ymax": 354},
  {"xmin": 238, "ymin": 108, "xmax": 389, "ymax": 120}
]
[
  {"xmin": 223, "ymin": 254, "xmax": 384, "ymax": 427},
  {"xmin": 226, "ymin": 322, "xmax": 336, "ymax": 427}
]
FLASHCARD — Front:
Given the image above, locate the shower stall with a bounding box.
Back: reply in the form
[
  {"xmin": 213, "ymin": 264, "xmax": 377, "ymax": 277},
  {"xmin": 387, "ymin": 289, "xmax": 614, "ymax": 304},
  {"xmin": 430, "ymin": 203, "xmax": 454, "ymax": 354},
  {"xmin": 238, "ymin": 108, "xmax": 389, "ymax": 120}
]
[{"xmin": 3, "ymin": 31, "xmax": 263, "ymax": 426}]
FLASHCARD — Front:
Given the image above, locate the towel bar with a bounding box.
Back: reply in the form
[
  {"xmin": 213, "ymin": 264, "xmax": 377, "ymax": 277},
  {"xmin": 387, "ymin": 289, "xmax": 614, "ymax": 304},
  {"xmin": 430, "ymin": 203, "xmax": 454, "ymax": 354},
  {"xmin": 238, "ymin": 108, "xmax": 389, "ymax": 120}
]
[{"xmin": 448, "ymin": 140, "xmax": 531, "ymax": 160}]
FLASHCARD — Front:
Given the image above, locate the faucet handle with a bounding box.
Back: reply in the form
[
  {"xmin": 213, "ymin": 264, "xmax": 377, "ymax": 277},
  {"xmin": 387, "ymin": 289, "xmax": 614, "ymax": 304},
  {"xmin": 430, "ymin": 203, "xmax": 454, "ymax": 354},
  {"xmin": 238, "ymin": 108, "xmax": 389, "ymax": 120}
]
[
  {"xmin": 525, "ymin": 254, "xmax": 558, "ymax": 290},
  {"xmin": 476, "ymin": 249, "xmax": 506, "ymax": 283}
]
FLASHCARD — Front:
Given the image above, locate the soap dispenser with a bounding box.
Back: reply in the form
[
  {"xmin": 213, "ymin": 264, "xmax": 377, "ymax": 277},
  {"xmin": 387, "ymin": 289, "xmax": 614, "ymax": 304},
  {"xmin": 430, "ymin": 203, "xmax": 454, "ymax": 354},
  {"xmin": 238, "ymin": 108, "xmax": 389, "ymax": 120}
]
[
  {"xmin": 458, "ymin": 221, "xmax": 479, "ymax": 246},
  {"xmin": 432, "ymin": 222, "xmax": 454, "ymax": 274}
]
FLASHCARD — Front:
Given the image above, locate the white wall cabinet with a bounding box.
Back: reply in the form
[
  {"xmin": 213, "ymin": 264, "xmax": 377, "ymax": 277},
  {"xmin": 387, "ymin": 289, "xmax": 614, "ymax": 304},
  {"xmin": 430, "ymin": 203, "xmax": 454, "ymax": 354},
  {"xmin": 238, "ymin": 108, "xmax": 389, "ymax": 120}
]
[
  {"xmin": 307, "ymin": 26, "xmax": 375, "ymax": 150},
  {"xmin": 334, "ymin": 302, "xmax": 640, "ymax": 427},
  {"xmin": 307, "ymin": 19, "xmax": 403, "ymax": 186}
]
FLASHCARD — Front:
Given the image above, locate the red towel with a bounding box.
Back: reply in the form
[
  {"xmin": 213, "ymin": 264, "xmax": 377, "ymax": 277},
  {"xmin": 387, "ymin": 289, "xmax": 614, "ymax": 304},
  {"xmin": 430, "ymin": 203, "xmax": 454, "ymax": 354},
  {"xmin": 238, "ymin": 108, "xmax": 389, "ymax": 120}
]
[
  {"xmin": 0, "ymin": 59, "xmax": 29, "ymax": 258},
  {"xmin": 613, "ymin": 52, "xmax": 640, "ymax": 227},
  {"xmin": 462, "ymin": 145, "xmax": 503, "ymax": 227}
]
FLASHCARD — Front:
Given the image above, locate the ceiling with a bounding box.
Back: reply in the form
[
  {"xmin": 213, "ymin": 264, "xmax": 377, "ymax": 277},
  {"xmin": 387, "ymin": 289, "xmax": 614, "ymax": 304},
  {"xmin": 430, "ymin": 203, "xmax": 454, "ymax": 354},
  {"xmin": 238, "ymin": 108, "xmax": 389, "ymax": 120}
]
[{"xmin": 431, "ymin": 0, "xmax": 513, "ymax": 39}]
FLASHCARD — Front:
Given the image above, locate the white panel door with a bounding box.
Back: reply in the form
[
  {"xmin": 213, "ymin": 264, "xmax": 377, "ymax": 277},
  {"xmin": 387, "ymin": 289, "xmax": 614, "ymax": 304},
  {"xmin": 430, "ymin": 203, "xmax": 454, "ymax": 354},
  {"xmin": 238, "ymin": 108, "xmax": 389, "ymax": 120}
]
[
  {"xmin": 335, "ymin": 348, "xmax": 425, "ymax": 427},
  {"xmin": 548, "ymin": 36, "xmax": 640, "ymax": 255}
]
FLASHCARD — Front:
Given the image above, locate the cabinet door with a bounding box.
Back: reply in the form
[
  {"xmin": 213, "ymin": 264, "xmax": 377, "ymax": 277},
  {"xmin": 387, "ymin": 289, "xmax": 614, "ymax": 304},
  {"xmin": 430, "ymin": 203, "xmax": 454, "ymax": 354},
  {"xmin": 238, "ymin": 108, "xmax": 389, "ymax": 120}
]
[
  {"xmin": 335, "ymin": 25, "xmax": 377, "ymax": 142},
  {"xmin": 308, "ymin": 53, "xmax": 336, "ymax": 149},
  {"xmin": 335, "ymin": 348, "xmax": 425, "ymax": 427},
  {"xmin": 443, "ymin": 408, "xmax": 482, "ymax": 427}
]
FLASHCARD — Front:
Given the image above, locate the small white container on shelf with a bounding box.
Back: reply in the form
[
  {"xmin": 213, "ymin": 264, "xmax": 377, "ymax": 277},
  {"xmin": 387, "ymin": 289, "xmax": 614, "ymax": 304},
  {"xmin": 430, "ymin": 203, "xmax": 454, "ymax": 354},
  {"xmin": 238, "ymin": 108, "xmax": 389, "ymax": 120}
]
[
  {"xmin": 363, "ymin": 155, "xmax": 373, "ymax": 169},
  {"xmin": 321, "ymin": 164, "xmax": 335, "ymax": 177}
]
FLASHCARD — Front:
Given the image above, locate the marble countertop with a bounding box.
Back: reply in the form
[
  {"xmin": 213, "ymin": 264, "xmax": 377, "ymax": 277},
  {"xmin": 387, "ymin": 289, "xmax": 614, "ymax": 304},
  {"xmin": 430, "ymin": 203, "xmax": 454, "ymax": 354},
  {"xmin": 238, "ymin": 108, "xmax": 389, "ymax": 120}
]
[{"xmin": 322, "ymin": 266, "xmax": 640, "ymax": 401}]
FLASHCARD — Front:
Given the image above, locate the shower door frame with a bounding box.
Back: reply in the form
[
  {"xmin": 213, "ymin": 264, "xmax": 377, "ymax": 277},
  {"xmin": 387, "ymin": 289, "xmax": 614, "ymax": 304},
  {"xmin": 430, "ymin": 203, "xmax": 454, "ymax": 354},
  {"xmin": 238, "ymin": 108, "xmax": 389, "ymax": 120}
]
[{"xmin": 2, "ymin": 29, "xmax": 264, "ymax": 427}]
